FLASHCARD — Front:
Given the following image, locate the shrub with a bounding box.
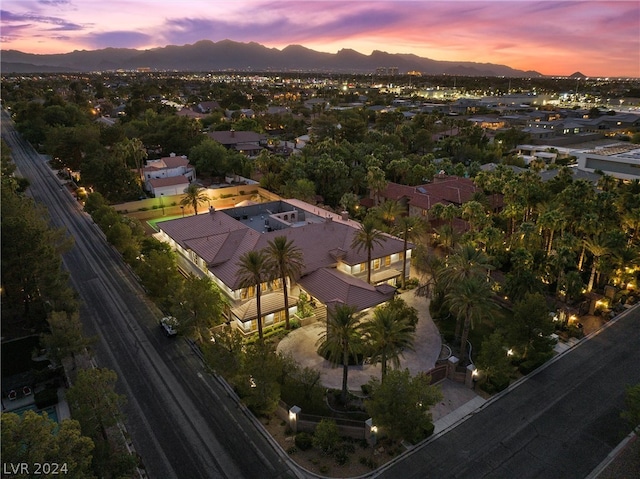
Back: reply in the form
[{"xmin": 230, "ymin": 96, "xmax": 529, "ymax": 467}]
[
  {"xmin": 359, "ymin": 456, "xmax": 378, "ymax": 469},
  {"xmin": 289, "ymin": 318, "xmax": 301, "ymax": 330},
  {"xmin": 295, "ymin": 432, "xmax": 313, "ymax": 451},
  {"xmin": 313, "ymin": 419, "xmax": 340, "ymax": 454},
  {"xmin": 286, "ymin": 446, "xmax": 297, "ymax": 455},
  {"xmin": 334, "ymin": 448, "xmax": 349, "ymax": 466}
]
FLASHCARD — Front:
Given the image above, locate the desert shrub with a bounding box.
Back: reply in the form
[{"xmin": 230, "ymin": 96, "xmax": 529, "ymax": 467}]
[
  {"xmin": 313, "ymin": 419, "xmax": 340, "ymax": 454},
  {"xmin": 295, "ymin": 432, "xmax": 313, "ymax": 451}
]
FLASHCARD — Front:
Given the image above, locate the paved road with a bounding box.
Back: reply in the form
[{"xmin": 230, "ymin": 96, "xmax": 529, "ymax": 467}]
[
  {"xmin": 2, "ymin": 111, "xmax": 297, "ymax": 479},
  {"xmin": 375, "ymin": 305, "xmax": 640, "ymax": 479}
]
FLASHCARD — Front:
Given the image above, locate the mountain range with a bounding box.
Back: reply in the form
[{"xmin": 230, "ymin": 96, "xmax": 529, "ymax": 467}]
[{"xmin": 1, "ymin": 39, "xmax": 543, "ymax": 77}]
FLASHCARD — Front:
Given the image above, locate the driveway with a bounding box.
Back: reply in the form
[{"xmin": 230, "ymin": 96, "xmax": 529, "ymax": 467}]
[{"xmin": 277, "ymin": 290, "xmax": 442, "ymax": 391}]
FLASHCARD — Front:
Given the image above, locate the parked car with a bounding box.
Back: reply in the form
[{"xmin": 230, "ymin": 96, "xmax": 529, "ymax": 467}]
[{"xmin": 160, "ymin": 316, "xmax": 179, "ymax": 337}]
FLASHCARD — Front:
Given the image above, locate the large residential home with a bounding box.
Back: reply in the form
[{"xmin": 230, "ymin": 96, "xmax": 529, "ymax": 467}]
[
  {"xmin": 143, "ymin": 154, "xmax": 195, "ymax": 197},
  {"xmin": 207, "ymin": 130, "xmax": 267, "ymax": 157},
  {"xmin": 377, "ymin": 176, "xmax": 483, "ymax": 218},
  {"xmin": 156, "ymin": 200, "xmax": 411, "ymax": 335}
]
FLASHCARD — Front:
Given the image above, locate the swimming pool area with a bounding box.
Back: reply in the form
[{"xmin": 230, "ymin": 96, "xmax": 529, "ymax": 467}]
[{"xmin": 11, "ymin": 404, "xmax": 59, "ymax": 423}]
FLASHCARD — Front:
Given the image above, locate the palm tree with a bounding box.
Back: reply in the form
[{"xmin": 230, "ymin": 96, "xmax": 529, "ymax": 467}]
[
  {"xmin": 438, "ymin": 243, "xmax": 494, "ymax": 340},
  {"xmin": 584, "ymin": 235, "xmax": 610, "ymax": 292},
  {"xmin": 396, "ymin": 215, "xmax": 425, "ymax": 289},
  {"xmin": 265, "ymin": 236, "xmax": 304, "ymax": 330},
  {"xmin": 374, "ymin": 200, "xmax": 404, "ymax": 232},
  {"xmin": 316, "ymin": 304, "xmax": 365, "ymax": 404},
  {"xmin": 236, "ymin": 250, "xmax": 269, "ymax": 341},
  {"xmin": 445, "ymin": 277, "xmax": 497, "ymax": 363},
  {"xmin": 363, "ymin": 306, "xmax": 415, "ymax": 382},
  {"xmin": 461, "ymin": 200, "xmax": 486, "ymax": 233},
  {"xmin": 180, "ymin": 183, "xmax": 209, "ymax": 215},
  {"xmin": 351, "ymin": 216, "xmax": 387, "ymax": 284},
  {"xmin": 538, "ymin": 208, "xmax": 566, "ymax": 257}
]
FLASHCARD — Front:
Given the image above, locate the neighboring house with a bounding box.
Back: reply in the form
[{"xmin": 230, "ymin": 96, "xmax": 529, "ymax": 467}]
[
  {"xmin": 378, "ymin": 176, "xmax": 483, "ymax": 219},
  {"xmin": 207, "ymin": 130, "xmax": 267, "ymax": 157},
  {"xmin": 147, "ymin": 176, "xmax": 191, "ymax": 197},
  {"xmin": 143, "ymin": 154, "xmax": 195, "ymax": 196},
  {"xmin": 577, "ymin": 144, "xmax": 640, "ymax": 181},
  {"xmin": 156, "ymin": 200, "xmax": 411, "ymax": 335}
]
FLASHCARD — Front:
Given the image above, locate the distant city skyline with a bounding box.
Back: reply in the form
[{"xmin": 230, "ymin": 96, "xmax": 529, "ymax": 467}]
[{"xmin": 1, "ymin": 1, "xmax": 638, "ymax": 78}]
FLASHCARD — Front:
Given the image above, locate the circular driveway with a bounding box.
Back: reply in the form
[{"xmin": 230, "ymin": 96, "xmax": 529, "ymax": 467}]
[{"xmin": 277, "ymin": 291, "xmax": 442, "ymax": 391}]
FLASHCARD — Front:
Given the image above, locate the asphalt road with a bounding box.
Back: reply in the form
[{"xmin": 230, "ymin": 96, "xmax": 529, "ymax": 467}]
[
  {"xmin": 375, "ymin": 305, "xmax": 640, "ymax": 479},
  {"xmin": 2, "ymin": 111, "xmax": 297, "ymax": 479}
]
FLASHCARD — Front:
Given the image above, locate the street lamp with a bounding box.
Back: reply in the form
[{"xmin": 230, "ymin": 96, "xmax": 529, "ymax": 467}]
[
  {"xmin": 180, "ymin": 205, "xmax": 185, "ymax": 218},
  {"xmin": 160, "ymin": 193, "xmax": 165, "ymax": 216}
]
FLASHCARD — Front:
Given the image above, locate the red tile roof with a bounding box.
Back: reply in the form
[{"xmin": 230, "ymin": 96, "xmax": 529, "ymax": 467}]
[{"xmin": 382, "ymin": 176, "xmax": 481, "ymax": 209}]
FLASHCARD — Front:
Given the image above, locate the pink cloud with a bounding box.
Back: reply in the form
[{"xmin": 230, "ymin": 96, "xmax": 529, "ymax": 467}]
[{"xmin": 1, "ymin": 0, "xmax": 638, "ymax": 77}]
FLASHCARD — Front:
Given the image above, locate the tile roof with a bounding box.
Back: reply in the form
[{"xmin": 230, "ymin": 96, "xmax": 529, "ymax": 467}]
[
  {"xmin": 298, "ymin": 268, "xmax": 396, "ymax": 311},
  {"xmin": 148, "ymin": 175, "xmax": 190, "ymax": 187},
  {"xmin": 382, "ymin": 176, "xmax": 481, "ymax": 209},
  {"xmin": 231, "ymin": 292, "xmax": 295, "ymax": 321},
  {"xmin": 208, "ymin": 130, "xmax": 266, "ymax": 145},
  {"xmin": 159, "ymin": 205, "xmax": 408, "ymax": 291}
]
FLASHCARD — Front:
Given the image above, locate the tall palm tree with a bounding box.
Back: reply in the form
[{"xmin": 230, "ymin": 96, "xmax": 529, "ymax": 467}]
[
  {"xmin": 180, "ymin": 183, "xmax": 209, "ymax": 215},
  {"xmin": 438, "ymin": 243, "xmax": 494, "ymax": 340},
  {"xmin": 396, "ymin": 215, "xmax": 425, "ymax": 289},
  {"xmin": 236, "ymin": 250, "xmax": 269, "ymax": 341},
  {"xmin": 445, "ymin": 276, "xmax": 497, "ymax": 363},
  {"xmin": 351, "ymin": 216, "xmax": 387, "ymax": 284},
  {"xmin": 538, "ymin": 208, "xmax": 566, "ymax": 257},
  {"xmin": 316, "ymin": 304, "xmax": 365, "ymax": 404},
  {"xmin": 374, "ymin": 199, "xmax": 404, "ymax": 232},
  {"xmin": 584, "ymin": 235, "xmax": 610, "ymax": 292},
  {"xmin": 265, "ymin": 236, "xmax": 304, "ymax": 330},
  {"xmin": 363, "ymin": 306, "xmax": 415, "ymax": 382}
]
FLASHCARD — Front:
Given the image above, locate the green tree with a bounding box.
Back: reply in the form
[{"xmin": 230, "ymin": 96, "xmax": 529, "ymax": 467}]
[
  {"xmin": 316, "ymin": 304, "xmax": 365, "ymax": 404},
  {"xmin": 265, "ymin": 236, "xmax": 304, "ymax": 330},
  {"xmin": 66, "ymin": 368, "xmax": 125, "ymax": 443},
  {"xmin": 204, "ymin": 326, "xmax": 245, "ymax": 378},
  {"xmin": 396, "ymin": 215, "xmax": 425, "ymax": 289},
  {"xmin": 363, "ymin": 305, "xmax": 415, "ymax": 382},
  {"xmin": 312, "ymin": 419, "xmax": 340, "ymax": 455},
  {"xmin": 351, "ymin": 216, "xmax": 387, "ymax": 284},
  {"xmin": 475, "ymin": 331, "xmax": 513, "ymax": 393},
  {"xmin": 41, "ymin": 311, "xmax": 91, "ymax": 369},
  {"xmin": 174, "ymin": 274, "xmax": 225, "ymax": 342},
  {"xmin": 189, "ymin": 137, "xmax": 229, "ymax": 177},
  {"xmin": 505, "ymin": 293, "xmax": 556, "ymax": 363},
  {"xmin": 373, "ymin": 199, "xmax": 404, "ymax": 232},
  {"xmin": 112, "ymin": 137, "xmax": 147, "ymax": 190},
  {"xmin": 1, "ymin": 184, "xmax": 74, "ymax": 317},
  {"xmin": 180, "ymin": 183, "xmax": 210, "ymax": 215},
  {"xmin": 135, "ymin": 249, "xmax": 183, "ymax": 312},
  {"xmin": 236, "ymin": 250, "xmax": 269, "ymax": 341},
  {"xmin": 585, "ymin": 234, "xmax": 611, "ymax": 292},
  {"xmin": 364, "ymin": 369, "xmax": 442, "ymax": 443},
  {"xmin": 367, "ymin": 166, "xmax": 387, "ymax": 207},
  {"xmin": 1, "ymin": 411, "xmax": 95, "ymax": 479},
  {"xmin": 282, "ymin": 178, "xmax": 316, "ymax": 204},
  {"xmin": 236, "ymin": 342, "xmax": 281, "ymax": 415},
  {"xmin": 445, "ymin": 276, "xmax": 497, "ymax": 363}
]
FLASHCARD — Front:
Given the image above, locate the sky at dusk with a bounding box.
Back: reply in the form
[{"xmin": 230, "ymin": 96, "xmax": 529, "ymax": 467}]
[{"xmin": 1, "ymin": 0, "xmax": 639, "ymax": 77}]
